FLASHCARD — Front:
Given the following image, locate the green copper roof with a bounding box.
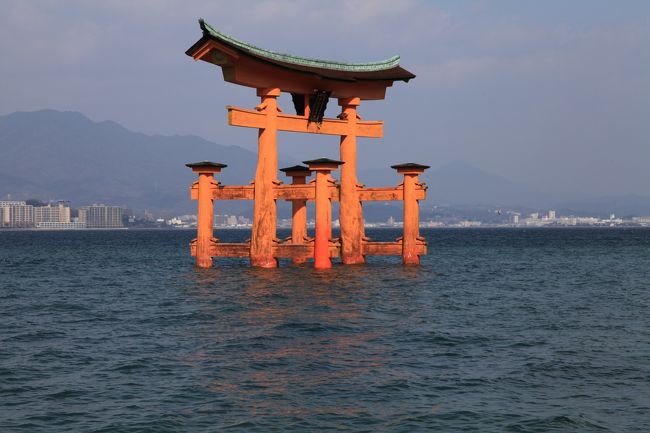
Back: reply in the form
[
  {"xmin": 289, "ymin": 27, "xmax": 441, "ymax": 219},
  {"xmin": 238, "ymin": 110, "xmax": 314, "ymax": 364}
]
[{"xmin": 199, "ymin": 19, "xmax": 402, "ymax": 73}]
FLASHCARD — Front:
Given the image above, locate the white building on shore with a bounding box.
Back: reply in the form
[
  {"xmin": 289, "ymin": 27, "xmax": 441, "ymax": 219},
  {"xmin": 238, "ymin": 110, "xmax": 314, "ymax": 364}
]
[
  {"xmin": 34, "ymin": 203, "xmax": 71, "ymax": 227},
  {"xmin": 0, "ymin": 201, "xmax": 34, "ymax": 228},
  {"xmin": 79, "ymin": 205, "xmax": 123, "ymax": 228}
]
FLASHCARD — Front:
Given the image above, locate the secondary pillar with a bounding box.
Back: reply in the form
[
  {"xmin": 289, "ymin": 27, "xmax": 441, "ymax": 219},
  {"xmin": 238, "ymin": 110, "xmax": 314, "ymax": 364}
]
[
  {"xmin": 304, "ymin": 158, "xmax": 343, "ymax": 269},
  {"xmin": 338, "ymin": 97, "xmax": 365, "ymax": 264},
  {"xmin": 251, "ymin": 87, "xmax": 281, "ymax": 268},
  {"xmin": 186, "ymin": 161, "xmax": 226, "ymax": 268},
  {"xmin": 280, "ymin": 165, "xmax": 312, "ymax": 264},
  {"xmin": 391, "ymin": 163, "xmax": 430, "ymax": 265}
]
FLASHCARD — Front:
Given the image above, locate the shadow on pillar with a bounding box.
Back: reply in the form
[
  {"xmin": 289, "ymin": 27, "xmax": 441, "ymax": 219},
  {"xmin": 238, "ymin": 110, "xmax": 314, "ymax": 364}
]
[
  {"xmin": 186, "ymin": 161, "xmax": 227, "ymax": 268},
  {"xmin": 391, "ymin": 163, "xmax": 430, "ymax": 266},
  {"xmin": 304, "ymin": 158, "xmax": 344, "ymax": 269}
]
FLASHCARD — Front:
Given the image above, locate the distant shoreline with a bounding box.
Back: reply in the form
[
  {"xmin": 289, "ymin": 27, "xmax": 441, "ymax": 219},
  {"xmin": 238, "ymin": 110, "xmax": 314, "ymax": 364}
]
[{"xmin": 2, "ymin": 225, "xmax": 650, "ymax": 232}]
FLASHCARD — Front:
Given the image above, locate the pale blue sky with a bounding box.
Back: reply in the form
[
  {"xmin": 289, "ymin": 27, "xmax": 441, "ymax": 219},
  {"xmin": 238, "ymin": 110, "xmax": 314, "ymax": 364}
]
[{"xmin": 1, "ymin": 0, "xmax": 649, "ymax": 200}]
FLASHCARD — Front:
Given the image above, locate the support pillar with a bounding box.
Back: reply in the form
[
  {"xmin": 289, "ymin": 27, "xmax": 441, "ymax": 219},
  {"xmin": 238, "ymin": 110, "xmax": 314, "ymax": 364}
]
[
  {"xmin": 186, "ymin": 161, "xmax": 227, "ymax": 268},
  {"xmin": 251, "ymin": 87, "xmax": 281, "ymax": 268},
  {"xmin": 338, "ymin": 97, "xmax": 365, "ymax": 264},
  {"xmin": 305, "ymin": 158, "xmax": 343, "ymax": 269},
  {"xmin": 280, "ymin": 165, "xmax": 312, "ymax": 264},
  {"xmin": 392, "ymin": 163, "xmax": 430, "ymax": 265}
]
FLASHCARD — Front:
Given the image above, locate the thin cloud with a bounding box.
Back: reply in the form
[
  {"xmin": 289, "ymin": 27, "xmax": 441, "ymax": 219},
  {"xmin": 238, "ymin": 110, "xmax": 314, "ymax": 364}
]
[{"xmin": 0, "ymin": 1, "xmax": 649, "ymax": 199}]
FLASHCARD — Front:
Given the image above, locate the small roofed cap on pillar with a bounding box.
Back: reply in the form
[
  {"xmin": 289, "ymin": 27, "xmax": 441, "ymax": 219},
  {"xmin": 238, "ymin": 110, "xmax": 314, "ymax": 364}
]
[
  {"xmin": 303, "ymin": 158, "xmax": 344, "ymax": 171},
  {"xmin": 280, "ymin": 165, "xmax": 312, "ymax": 176},
  {"xmin": 391, "ymin": 162, "xmax": 430, "ymax": 174},
  {"xmin": 185, "ymin": 161, "xmax": 228, "ymax": 172}
]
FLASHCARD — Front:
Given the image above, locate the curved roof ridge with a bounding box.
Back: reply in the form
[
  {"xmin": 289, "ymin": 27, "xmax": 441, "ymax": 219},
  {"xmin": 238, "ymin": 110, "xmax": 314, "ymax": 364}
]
[{"xmin": 199, "ymin": 19, "xmax": 402, "ymax": 73}]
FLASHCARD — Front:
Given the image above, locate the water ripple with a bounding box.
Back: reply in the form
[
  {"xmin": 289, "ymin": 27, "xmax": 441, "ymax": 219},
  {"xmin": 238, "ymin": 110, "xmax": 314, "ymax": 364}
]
[{"xmin": 1, "ymin": 228, "xmax": 649, "ymax": 432}]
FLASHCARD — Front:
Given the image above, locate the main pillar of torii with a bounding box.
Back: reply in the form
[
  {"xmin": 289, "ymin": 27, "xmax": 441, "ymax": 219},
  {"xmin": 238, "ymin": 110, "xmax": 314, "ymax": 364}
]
[{"xmin": 186, "ymin": 19, "xmax": 416, "ymax": 267}]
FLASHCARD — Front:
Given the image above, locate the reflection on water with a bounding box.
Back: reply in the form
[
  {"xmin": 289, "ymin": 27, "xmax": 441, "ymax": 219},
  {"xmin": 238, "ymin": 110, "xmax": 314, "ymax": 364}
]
[
  {"xmin": 182, "ymin": 263, "xmax": 400, "ymax": 421},
  {"xmin": 2, "ymin": 228, "xmax": 650, "ymax": 431}
]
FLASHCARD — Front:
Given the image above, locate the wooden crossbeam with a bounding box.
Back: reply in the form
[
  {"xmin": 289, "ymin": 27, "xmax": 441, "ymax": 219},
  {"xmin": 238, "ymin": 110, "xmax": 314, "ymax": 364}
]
[
  {"xmin": 190, "ymin": 242, "xmax": 340, "ymax": 260},
  {"xmin": 228, "ymin": 106, "xmax": 383, "ymax": 138},
  {"xmin": 195, "ymin": 183, "xmax": 427, "ymax": 201},
  {"xmin": 362, "ymin": 241, "xmax": 427, "ymax": 256},
  {"xmin": 215, "ymin": 185, "xmax": 254, "ymax": 200},
  {"xmin": 358, "ymin": 187, "xmax": 426, "ymax": 201},
  {"xmin": 191, "ymin": 240, "xmax": 426, "ymax": 259},
  {"xmin": 275, "ymin": 184, "xmax": 316, "ymax": 200},
  {"xmin": 210, "ymin": 242, "xmax": 250, "ymax": 257}
]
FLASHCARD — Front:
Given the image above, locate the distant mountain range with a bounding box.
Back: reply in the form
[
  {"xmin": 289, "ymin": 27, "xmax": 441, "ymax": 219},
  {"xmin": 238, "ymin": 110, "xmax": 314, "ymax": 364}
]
[
  {"xmin": 1, "ymin": 110, "xmax": 648, "ymax": 217},
  {"xmin": 361, "ymin": 160, "xmax": 551, "ymax": 208},
  {"xmin": 0, "ymin": 110, "xmax": 259, "ymax": 214}
]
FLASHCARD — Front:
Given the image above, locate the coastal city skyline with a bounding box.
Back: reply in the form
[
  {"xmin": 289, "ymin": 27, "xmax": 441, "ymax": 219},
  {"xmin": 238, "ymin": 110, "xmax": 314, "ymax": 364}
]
[{"xmin": 4, "ymin": 196, "xmax": 650, "ymax": 230}]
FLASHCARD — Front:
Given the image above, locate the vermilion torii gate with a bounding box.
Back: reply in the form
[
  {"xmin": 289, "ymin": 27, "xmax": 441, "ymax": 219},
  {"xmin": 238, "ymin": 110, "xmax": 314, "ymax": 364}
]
[{"xmin": 185, "ymin": 19, "xmax": 428, "ymax": 269}]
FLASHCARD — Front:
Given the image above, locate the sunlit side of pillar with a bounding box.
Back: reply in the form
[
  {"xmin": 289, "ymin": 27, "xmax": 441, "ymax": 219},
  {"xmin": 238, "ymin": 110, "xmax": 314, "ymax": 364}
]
[
  {"xmin": 305, "ymin": 159, "xmax": 343, "ymax": 269},
  {"xmin": 338, "ymin": 97, "xmax": 365, "ymax": 264},
  {"xmin": 251, "ymin": 87, "xmax": 281, "ymax": 268}
]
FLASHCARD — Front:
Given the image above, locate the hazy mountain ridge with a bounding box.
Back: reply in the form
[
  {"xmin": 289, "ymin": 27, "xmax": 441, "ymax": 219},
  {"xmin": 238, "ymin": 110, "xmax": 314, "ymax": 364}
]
[
  {"xmin": 0, "ymin": 110, "xmax": 260, "ymax": 213},
  {"xmin": 1, "ymin": 110, "xmax": 648, "ymax": 217},
  {"xmin": 360, "ymin": 160, "xmax": 551, "ymax": 208},
  {"xmin": 555, "ymin": 195, "xmax": 650, "ymax": 218}
]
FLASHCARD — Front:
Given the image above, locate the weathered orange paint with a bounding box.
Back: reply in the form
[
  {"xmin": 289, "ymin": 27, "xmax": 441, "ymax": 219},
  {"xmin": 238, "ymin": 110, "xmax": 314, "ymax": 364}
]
[
  {"xmin": 357, "ymin": 186, "xmax": 426, "ymax": 201},
  {"xmin": 193, "ymin": 239, "xmax": 425, "ymax": 260},
  {"xmin": 338, "ymin": 97, "xmax": 364, "ymax": 264},
  {"xmin": 209, "ymin": 183, "xmax": 425, "ymax": 202},
  {"xmin": 202, "ymin": 242, "xmax": 341, "ymax": 261},
  {"xmin": 363, "ymin": 241, "xmax": 427, "ymax": 256},
  {"xmin": 306, "ymin": 160, "xmax": 343, "ymax": 269},
  {"xmin": 214, "ymin": 185, "xmax": 255, "ymax": 200},
  {"xmin": 275, "ymin": 184, "xmax": 317, "ymax": 201},
  {"xmin": 282, "ymin": 168, "xmax": 311, "ymax": 264},
  {"xmin": 314, "ymin": 170, "xmax": 331, "ymax": 269},
  {"xmin": 227, "ymin": 106, "xmax": 383, "ymax": 138},
  {"xmin": 402, "ymin": 173, "xmax": 420, "ymax": 265},
  {"xmin": 250, "ymin": 87, "xmax": 280, "ymax": 268},
  {"xmin": 393, "ymin": 164, "xmax": 428, "ymax": 265},
  {"xmin": 188, "ymin": 164, "xmax": 223, "ymax": 268}
]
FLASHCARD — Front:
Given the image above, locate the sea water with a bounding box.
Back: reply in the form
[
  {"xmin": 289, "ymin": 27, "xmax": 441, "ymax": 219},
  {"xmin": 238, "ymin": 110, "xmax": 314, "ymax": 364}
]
[{"xmin": 1, "ymin": 228, "xmax": 649, "ymax": 432}]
